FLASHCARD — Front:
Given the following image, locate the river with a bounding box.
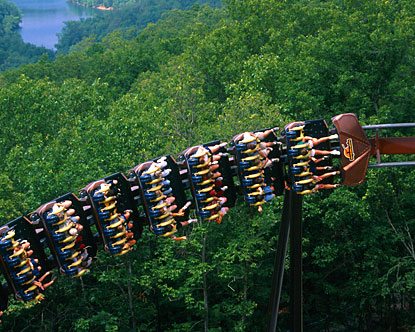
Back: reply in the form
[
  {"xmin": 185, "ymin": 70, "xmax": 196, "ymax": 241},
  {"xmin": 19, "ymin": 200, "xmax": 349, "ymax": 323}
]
[{"xmin": 10, "ymin": 0, "xmax": 97, "ymax": 50}]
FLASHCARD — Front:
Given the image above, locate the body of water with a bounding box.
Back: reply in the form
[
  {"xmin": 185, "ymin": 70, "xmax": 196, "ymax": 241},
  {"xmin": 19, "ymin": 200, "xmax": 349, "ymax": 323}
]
[{"xmin": 10, "ymin": 0, "xmax": 97, "ymax": 49}]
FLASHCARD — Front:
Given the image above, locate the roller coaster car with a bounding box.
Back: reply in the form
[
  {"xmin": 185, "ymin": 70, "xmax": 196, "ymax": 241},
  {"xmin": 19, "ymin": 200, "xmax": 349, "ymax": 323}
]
[
  {"xmin": 0, "ymin": 217, "xmax": 50, "ymax": 302},
  {"xmin": 135, "ymin": 155, "xmax": 189, "ymax": 223},
  {"xmin": 82, "ymin": 174, "xmax": 140, "ymax": 254},
  {"xmin": 231, "ymin": 129, "xmax": 281, "ymax": 208},
  {"xmin": 203, "ymin": 140, "xmax": 237, "ymax": 207},
  {"xmin": 252, "ymin": 128, "xmax": 284, "ymax": 196},
  {"xmin": 134, "ymin": 160, "xmax": 163, "ymax": 226},
  {"xmin": 133, "ymin": 156, "xmax": 191, "ymax": 237},
  {"xmin": 6, "ymin": 217, "xmax": 49, "ymax": 270},
  {"xmin": 232, "ymin": 130, "xmax": 281, "ymax": 190},
  {"xmin": 131, "ymin": 155, "xmax": 188, "ymax": 220},
  {"xmin": 332, "ymin": 113, "xmax": 371, "ymax": 186},
  {"xmin": 34, "ymin": 194, "xmax": 97, "ymax": 274},
  {"xmin": 181, "ymin": 143, "xmax": 232, "ymax": 222},
  {"xmin": 101, "ymin": 173, "xmax": 143, "ymax": 240},
  {"xmin": 304, "ymin": 119, "xmax": 334, "ymax": 182},
  {"xmin": 284, "ymin": 119, "xmax": 337, "ymax": 194}
]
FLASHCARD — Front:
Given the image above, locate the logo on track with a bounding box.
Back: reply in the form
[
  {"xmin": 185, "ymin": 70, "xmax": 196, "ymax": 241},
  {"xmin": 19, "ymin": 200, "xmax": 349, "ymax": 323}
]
[{"xmin": 342, "ymin": 138, "xmax": 355, "ymax": 161}]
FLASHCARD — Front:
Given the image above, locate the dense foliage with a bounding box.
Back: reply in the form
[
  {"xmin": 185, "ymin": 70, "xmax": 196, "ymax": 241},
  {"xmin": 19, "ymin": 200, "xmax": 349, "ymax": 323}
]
[
  {"xmin": 0, "ymin": 0, "xmax": 414, "ymax": 331},
  {"xmin": 57, "ymin": 0, "xmax": 222, "ymax": 53},
  {"xmin": 71, "ymin": 0, "xmax": 135, "ymax": 9},
  {"xmin": 71, "ymin": 0, "xmax": 215, "ymax": 10},
  {"xmin": 0, "ymin": 0, "xmax": 52, "ymax": 71}
]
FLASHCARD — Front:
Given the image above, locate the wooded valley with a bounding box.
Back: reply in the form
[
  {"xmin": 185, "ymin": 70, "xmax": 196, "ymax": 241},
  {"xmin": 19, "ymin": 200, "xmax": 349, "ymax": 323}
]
[{"xmin": 0, "ymin": 0, "xmax": 414, "ymax": 330}]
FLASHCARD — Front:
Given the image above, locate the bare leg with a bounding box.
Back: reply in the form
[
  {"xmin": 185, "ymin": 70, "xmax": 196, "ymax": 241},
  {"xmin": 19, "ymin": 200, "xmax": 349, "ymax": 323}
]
[
  {"xmin": 220, "ymin": 207, "xmax": 229, "ymax": 215},
  {"xmin": 212, "ymin": 155, "xmax": 221, "ymax": 162},
  {"xmin": 66, "ymin": 208, "xmax": 76, "ymax": 216},
  {"xmin": 313, "ymin": 183, "xmax": 340, "ymax": 191},
  {"xmin": 61, "ymin": 200, "xmax": 72, "ymax": 209},
  {"xmin": 41, "ymin": 278, "xmax": 56, "ymax": 290},
  {"xmin": 178, "ymin": 202, "xmax": 191, "ymax": 214},
  {"xmin": 256, "ymin": 127, "xmax": 277, "ymax": 140},
  {"xmin": 37, "ymin": 271, "xmax": 51, "ymax": 283},
  {"xmin": 315, "ymin": 166, "xmax": 335, "ymax": 171},
  {"xmin": 262, "ymin": 158, "xmax": 278, "ymax": 168},
  {"xmin": 210, "ymin": 164, "xmax": 220, "ymax": 172},
  {"xmin": 313, "ymin": 149, "xmax": 332, "ymax": 156},
  {"xmin": 311, "ymin": 156, "xmax": 328, "ymax": 164},
  {"xmin": 21, "ymin": 242, "xmax": 31, "ymax": 250},
  {"xmin": 123, "ymin": 210, "xmax": 131, "ymax": 220},
  {"xmin": 212, "ymin": 171, "xmax": 222, "ymax": 179},
  {"xmin": 165, "ymin": 196, "xmax": 176, "ymax": 205},
  {"xmin": 301, "ymin": 135, "xmax": 338, "ymax": 146},
  {"xmin": 168, "ymin": 204, "xmax": 178, "ymax": 212},
  {"xmin": 172, "ymin": 236, "xmax": 187, "ymax": 241},
  {"xmin": 259, "ymin": 148, "xmax": 271, "ymax": 158},
  {"xmin": 312, "ymin": 171, "xmax": 340, "ymax": 182},
  {"xmin": 313, "ymin": 149, "xmax": 340, "ymax": 156},
  {"xmin": 259, "ymin": 141, "xmax": 276, "ymax": 149},
  {"xmin": 209, "ymin": 142, "xmax": 227, "ymax": 154},
  {"xmin": 218, "ymin": 197, "xmax": 227, "ymax": 205}
]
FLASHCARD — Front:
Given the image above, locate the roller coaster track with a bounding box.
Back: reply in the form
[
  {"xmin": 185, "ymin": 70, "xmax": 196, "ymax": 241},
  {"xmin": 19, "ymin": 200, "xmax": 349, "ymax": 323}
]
[{"xmin": 0, "ymin": 113, "xmax": 413, "ymax": 331}]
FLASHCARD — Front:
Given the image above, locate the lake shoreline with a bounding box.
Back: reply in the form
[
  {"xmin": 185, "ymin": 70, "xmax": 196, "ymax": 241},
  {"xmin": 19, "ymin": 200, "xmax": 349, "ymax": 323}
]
[
  {"xmin": 69, "ymin": 0, "xmax": 113, "ymax": 11},
  {"xmin": 10, "ymin": 0, "xmax": 97, "ymax": 49}
]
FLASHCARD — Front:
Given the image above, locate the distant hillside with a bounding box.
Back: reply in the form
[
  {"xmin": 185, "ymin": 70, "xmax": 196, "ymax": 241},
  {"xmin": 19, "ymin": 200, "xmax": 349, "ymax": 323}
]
[
  {"xmin": 71, "ymin": 0, "xmax": 134, "ymax": 9},
  {"xmin": 57, "ymin": 0, "xmax": 221, "ymax": 53},
  {"xmin": 0, "ymin": 0, "xmax": 53, "ymax": 71},
  {"xmin": 72, "ymin": 0, "xmax": 220, "ymax": 9}
]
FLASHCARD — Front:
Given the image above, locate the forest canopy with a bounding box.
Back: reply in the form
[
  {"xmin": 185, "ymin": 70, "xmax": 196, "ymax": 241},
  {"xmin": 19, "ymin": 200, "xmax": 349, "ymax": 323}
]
[
  {"xmin": 71, "ymin": 0, "xmax": 220, "ymax": 9},
  {"xmin": 56, "ymin": 0, "xmax": 222, "ymax": 53},
  {"xmin": 0, "ymin": 0, "xmax": 414, "ymax": 331}
]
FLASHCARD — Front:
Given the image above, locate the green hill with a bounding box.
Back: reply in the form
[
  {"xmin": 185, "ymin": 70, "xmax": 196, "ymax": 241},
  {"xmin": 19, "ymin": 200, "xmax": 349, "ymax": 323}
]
[{"xmin": 56, "ymin": 0, "xmax": 222, "ymax": 53}]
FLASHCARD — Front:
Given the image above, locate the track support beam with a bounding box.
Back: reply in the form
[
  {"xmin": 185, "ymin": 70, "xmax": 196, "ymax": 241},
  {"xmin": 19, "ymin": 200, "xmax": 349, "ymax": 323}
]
[
  {"xmin": 268, "ymin": 190, "xmax": 292, "ymax": 332},
  {"xmin": 268, "ymin": 190, "xmax": 304, "ymax": 332},
  {"xmin": 290, "ymin": 192, "xmax": 303, "ymax": 332}
]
